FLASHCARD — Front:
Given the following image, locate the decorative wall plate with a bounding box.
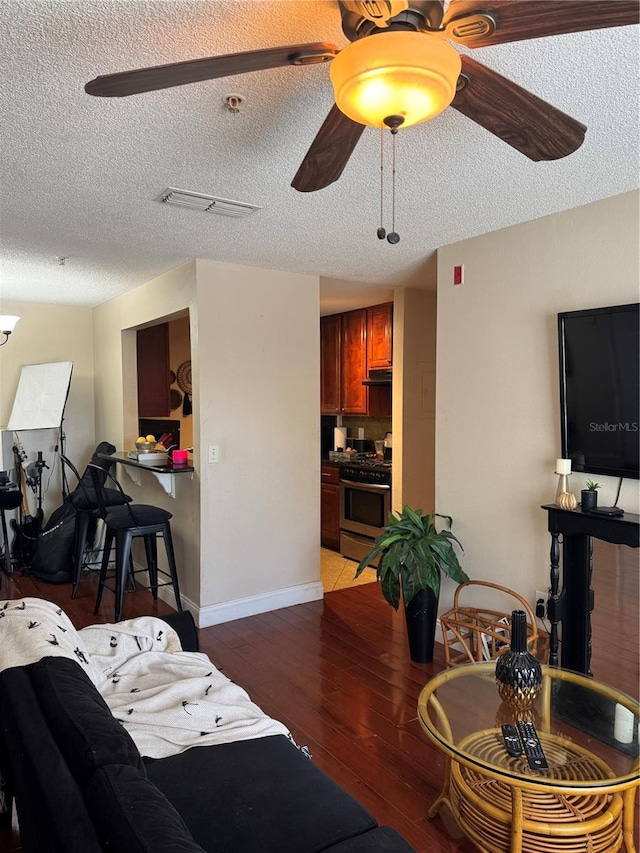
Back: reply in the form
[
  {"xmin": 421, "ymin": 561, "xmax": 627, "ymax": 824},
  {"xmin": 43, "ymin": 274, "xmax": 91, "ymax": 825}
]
[
  {"xmin": 176, "ymin": 360, "xmax": 192, "ymax": 395},
  {"xmin": 170, "ymin": 388, "xmax": 183, "ymax": 411}
]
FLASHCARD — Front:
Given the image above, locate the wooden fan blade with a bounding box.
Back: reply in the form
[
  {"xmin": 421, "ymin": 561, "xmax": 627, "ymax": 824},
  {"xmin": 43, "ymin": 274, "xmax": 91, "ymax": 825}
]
[
  {"xmin": 291, "ymin": 105, "xmax": 365, "ymax": 192},
  {"xmin": 85, "ymin": 43, "xmax": 339, "ymax": 97},
  {"xmin": 451, "ymin": 55, "xmax": 587, "ymax": 161},
  {"xmin": 443, "ymin": 1, "xmax": 639, "ymax": 48}
]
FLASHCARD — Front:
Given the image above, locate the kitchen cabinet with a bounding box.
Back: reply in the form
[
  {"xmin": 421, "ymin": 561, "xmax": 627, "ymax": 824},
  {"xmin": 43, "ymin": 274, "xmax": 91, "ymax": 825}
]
[
  {"xmin": 137, "ymin": 323, "xmax": 170, "ymax": 417},
  {"xmin": 340, "ymin": 309, "xmax": 368, "ymax": 415},
  {"xmin": 320, "ymin": 303, "xmax": 392, "ymax": 416},
  {"xmin": 367, "ymin": 302, "xmax": 393, "ymax": 369},
  {"xmin": 320, "ymin": 309, "xmax": 367, "ymax": 415},
  {"xmin": 320, "ymin": 314, "xmax": 341, "ymax": 414},
  {"xmin": 321, "ymin": 465, "xmax": 340, "ymax": 550}
]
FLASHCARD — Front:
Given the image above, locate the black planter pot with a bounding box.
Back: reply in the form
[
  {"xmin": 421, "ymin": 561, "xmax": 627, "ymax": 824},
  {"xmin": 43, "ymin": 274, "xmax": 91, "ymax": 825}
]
[
  {"xmin": 403, "ymin": 585, "xmax": 439, "ymax": 663},
  {"xmin": 581, "ymin": 489, "xmax": 598, "ymax": 510}
]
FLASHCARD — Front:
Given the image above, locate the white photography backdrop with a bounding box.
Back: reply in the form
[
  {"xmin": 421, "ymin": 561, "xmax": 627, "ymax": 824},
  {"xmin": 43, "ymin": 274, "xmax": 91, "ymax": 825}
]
[
  {"xmin": 2, "ymin": 361, "xmax": 74, "ymax": 519},
  {"xmin": 7, "ymin": 361, "xmax": 73, "ymax": 431}
]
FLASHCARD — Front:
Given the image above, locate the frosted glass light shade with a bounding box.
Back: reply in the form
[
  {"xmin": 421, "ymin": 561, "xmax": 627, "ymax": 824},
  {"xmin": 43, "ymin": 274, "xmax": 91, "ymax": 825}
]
[
  {"xmin": 330, "ymin": 32, "xmax": 461, "ymax": 129},
  {"xmin": 0, "ymin": 315, "xmax": 20, "ymax": 333}
]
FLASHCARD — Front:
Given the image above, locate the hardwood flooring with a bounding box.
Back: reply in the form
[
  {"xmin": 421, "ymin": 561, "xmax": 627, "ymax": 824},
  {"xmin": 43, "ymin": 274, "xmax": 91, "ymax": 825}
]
[{"xmin": 0, "ymin": 538, "xmax": 637, "ymax": 852}]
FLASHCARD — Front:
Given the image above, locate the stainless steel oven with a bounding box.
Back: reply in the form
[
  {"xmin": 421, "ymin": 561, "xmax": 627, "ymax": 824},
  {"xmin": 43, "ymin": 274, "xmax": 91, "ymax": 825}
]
[{"xmin": 339, "ymin": 462, "xmax": 391, "ymax": 563}]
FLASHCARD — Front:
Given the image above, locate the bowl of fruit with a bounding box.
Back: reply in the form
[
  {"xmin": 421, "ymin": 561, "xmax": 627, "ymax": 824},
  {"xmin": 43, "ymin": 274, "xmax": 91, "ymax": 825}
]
[{"xmin": 135, "ymin": 434, "xmax": 158, "ymax": 453}]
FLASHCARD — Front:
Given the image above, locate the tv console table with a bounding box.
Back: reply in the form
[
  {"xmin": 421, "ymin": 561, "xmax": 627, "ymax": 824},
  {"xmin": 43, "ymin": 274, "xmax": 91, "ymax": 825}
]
[{"xmin": 541, "ymin": 505, "xmax": 639, "ymax": 675}]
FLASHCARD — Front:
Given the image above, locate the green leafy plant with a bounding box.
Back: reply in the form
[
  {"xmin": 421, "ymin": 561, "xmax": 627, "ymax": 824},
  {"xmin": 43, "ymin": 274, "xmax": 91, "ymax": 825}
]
[
  {"xmin": 355, "ymin": 505, "xmax": 468, "ymax": 610},
  {"xmin": 585, "ymin": 480, "xmax": 601, "ymax": 491}
]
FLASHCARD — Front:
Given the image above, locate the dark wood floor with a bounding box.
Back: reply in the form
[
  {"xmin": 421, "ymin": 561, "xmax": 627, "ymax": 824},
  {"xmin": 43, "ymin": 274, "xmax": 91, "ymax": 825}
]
[{"xmin": 0, "ymin": 538, "xmax": 638, "ymax": 852}]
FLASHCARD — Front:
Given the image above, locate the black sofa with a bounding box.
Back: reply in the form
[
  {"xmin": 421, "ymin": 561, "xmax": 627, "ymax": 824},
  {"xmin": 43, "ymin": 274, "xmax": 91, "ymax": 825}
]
[{"xmin": 0, "ymin": 609, "xmax": 416, "ymax": 853}]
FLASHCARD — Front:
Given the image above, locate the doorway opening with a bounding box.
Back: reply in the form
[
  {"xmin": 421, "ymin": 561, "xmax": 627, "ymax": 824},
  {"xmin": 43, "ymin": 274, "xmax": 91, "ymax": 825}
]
[{"xmin": 135, "ymin": 313, "xmax": 192, "ymax": 454}]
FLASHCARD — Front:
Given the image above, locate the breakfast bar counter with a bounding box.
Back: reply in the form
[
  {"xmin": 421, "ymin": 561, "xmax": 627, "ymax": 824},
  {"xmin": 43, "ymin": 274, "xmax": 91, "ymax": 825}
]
[{"xmin": 98, "ymin": 451, "xmax": 194, "ymax": 498}]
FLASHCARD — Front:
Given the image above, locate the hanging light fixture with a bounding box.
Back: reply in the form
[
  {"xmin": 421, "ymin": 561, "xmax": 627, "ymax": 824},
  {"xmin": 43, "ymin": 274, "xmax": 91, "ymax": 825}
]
[
  {"xmin": 0, "ymin": 316, "xmax": 20, "ymax": 346},
  {"xmin": 330, "ymin": 31, "xmax": 461, "ymax": 129}
]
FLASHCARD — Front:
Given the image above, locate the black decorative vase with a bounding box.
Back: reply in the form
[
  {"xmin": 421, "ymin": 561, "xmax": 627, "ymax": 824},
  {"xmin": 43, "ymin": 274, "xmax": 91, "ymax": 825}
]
[
  {"xmin": 581, "ymin": 489, "xmax": 598, "ymax": 511},
  {"xmin": 404, "ymin": 585, "xmax": 439, "ymax": 663},
  {"xmin": 495, "ymin": 610, "xmax": 542, "ymax": 711}
]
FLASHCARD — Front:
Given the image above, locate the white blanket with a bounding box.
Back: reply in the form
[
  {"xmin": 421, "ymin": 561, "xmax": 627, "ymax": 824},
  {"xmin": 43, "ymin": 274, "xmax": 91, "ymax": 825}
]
[
  {"xmin": 0, "ymin": 598, "xmax": 101, "ymax": 682},
  {"xmin": 0, "ymin": 598, "xmax": 292, "ymax": 759}
]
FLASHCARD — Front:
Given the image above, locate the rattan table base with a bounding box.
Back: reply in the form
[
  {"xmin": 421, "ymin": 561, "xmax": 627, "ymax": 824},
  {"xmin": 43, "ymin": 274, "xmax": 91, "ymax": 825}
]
[{"xmin": 433, "ymin": 729, "xmax": 626, "ymax": 853}]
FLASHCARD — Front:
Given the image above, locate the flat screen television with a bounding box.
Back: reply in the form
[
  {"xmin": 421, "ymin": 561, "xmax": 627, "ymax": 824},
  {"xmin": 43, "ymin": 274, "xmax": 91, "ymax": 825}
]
[{"xmin": 558, "ymin": 303, "xmax": 639, "ymax": 480}]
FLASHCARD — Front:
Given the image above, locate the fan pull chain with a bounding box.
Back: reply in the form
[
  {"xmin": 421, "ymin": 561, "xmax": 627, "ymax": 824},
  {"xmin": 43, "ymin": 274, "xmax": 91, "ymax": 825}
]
[
  {"xmin": 377, "ymin": 128, "xmax": 386, "ymax": 240},
  {"xmin": 387, "ymin": 127, "xmax": 400, "ymax": 244},
  {"xmin": 376, "ymin": 117, "xmax": 402, "ymax": 244}
]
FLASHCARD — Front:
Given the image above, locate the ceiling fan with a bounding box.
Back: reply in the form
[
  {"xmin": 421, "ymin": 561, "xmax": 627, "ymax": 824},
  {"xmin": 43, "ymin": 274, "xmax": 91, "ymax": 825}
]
[{"xmin": 85, "ymin": 0, "xmax": 639, "ymax": 193}]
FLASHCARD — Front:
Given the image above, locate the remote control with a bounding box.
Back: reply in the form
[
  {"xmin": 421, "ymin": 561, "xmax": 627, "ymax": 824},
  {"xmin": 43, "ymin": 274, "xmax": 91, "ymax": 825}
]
[
  {"xmin": 517, "ymin": 721, "xmax": 549, "ymax": 771},
  {"xmin": 501, "ymin": 724, "xmax": 522, "ymax": 757}
]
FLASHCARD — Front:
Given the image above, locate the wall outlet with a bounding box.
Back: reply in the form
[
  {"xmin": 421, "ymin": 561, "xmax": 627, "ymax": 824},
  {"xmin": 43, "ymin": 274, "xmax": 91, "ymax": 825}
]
[
  {"xmin": 208, "ymin": 444, "xmax": 220, "ymax": 464},
  {"xmin": 535, "ymin": 590, "xmax": 549, "ymax": 621}
]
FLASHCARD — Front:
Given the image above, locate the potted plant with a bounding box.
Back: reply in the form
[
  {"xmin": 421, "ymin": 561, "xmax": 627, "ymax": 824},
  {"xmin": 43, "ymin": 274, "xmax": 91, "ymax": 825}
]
[
  {"xmin": 581, "ymin": 480, "xmax": 600, "ymax": 511},
  {"xmin": 355, "ymin": 505, "xmax": 468, "ymax": 662}
]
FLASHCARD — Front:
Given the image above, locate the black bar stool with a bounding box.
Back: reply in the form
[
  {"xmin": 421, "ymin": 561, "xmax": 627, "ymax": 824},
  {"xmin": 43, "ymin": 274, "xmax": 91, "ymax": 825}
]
[
  {"xmin": 88, "ymin": 463, "xmax": 182, "ymax": 622},
  {"xmin": 0, "ymin": 482, "xmax": 22, "ymax": 576},
  {"xmin": 60, "ymin": 452, "xmax": 132, "ymax": 598}
]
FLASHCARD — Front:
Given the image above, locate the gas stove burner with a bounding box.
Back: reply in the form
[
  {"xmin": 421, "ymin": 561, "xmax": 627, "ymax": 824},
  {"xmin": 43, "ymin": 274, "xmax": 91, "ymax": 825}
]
[
  {"xmin": 339, "ymin": 456, "xmax": 392, "ymax": 485},
  {"xmin": 344, "ymin": 455, "xmax": 391, "ymax": 469},
  {"xmin": 360, "ymin": 459, "xmax": 392, "ymax": 469}
]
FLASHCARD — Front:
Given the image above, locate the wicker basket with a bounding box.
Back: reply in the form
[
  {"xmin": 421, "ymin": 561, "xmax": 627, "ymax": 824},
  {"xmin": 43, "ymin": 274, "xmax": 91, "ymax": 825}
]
[{"xmin": 440, "ymin": 581, "xmax": 539, "ymax": 668}]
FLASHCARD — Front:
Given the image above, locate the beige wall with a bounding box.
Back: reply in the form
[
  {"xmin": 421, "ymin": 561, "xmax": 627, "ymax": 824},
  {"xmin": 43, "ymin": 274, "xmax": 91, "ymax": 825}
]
[
  {"xmin": 92, "ymin": 258, "xmax": 322, "ymax": 623},
  {"xmin": 392, "ymin": 288, "xmax": 437, "ymax": 514},
  {"xmin": 0, "ymin": 300, "xmax": 95, "ymax": 518},
  {"xmin": 435, "ymin": 191, "xmax": 640, "ymax": 616},
  {"xmin": 92, "ymin": 262, "xmax": 201, "ymax": 608},
  {"xmin": 195, "ymin": 259, "xmax": 322, "ymax": 623}
]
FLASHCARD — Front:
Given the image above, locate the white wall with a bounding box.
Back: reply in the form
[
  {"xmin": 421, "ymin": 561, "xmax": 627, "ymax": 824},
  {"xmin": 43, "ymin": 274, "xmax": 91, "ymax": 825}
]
[
  {"xmin": 0, "ymin": 300, "xmax": 95, "ymax": 518},
  {"xmin": 195, "ymin": 259, "xmax": 322, "ymax": 624},
  {"xmin": 435, "ymin": 191, "xmax": 640, "ymax": 616}
]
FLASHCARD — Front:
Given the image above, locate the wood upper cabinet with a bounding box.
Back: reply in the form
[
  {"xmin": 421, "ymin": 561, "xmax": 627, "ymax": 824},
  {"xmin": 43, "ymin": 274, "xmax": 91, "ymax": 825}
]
[
  {"xmin": 137, "ymin": 323, "xmax": 170, "ymax": 417},
  {"xmin": 340, "ymin": 308, "xmax": 368, "ymax": 415},
  {"xmin": 367, "ymin": 302, "xmax": 393, "ymax": 369},
  {"xmin": 320, "ymin": 302, "xmax": 392, "ymax": 415},
  {"xmin": 320, "ymin": 314, "xmax": 341, "ymax": 414}
]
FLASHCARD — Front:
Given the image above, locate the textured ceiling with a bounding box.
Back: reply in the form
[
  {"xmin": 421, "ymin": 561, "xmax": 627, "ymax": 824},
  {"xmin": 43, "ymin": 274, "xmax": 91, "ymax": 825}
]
[{"xmin": 0, "ymin": 0, "xmax": 638, "ymax": 310}]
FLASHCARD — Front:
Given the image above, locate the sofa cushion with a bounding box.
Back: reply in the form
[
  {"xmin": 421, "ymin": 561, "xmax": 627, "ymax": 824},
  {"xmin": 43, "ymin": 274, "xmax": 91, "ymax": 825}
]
[
  {"xmin": 0, "ymin": 664, "xmax": 103, "ymax": 853},
  {"xmin": 145, "ymin": 734, "xmax": 378, "ymax": 853},
  {"xmin": 31, "ymin": 656, "xmax": 144, "ymax": 781},
  {"xmin": 85, "ymin": 763, "xmax": 206, "ymax": 852},
  {"xmin": 158, "ymin": 610, "xmax": 199, "ymax": 652}
]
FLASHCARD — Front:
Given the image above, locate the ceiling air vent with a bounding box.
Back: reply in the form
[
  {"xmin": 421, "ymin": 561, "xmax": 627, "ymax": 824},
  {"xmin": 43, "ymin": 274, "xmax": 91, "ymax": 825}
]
[{"xmin": 158, "ymin": 187, "xmax": 262, "ymax": 218}]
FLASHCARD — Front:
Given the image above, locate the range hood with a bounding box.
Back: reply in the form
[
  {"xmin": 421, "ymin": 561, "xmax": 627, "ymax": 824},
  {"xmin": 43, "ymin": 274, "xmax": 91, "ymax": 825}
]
[{"xmin": 362, "ymin": 368, "xmax": 392, "ymax": 386}]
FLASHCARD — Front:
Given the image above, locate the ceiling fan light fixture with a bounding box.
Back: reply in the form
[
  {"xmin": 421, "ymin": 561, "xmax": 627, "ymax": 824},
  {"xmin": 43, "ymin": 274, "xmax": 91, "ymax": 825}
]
[{"xmin": 330, "ymin": 31, "xmax": 461, "ymax": 128}]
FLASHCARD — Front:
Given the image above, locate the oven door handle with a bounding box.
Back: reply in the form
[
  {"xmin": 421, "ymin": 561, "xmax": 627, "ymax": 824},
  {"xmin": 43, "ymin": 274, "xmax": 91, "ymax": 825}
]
[{"xmin": 339, "ymin": 478, "xmax": 390, "ymax": 492}]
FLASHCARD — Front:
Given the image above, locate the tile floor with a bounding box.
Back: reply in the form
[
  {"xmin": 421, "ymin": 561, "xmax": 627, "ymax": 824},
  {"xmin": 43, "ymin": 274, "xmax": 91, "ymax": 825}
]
[{"xmin": 320, "ymin": 547, "xmax": 377, "ymax": 593}]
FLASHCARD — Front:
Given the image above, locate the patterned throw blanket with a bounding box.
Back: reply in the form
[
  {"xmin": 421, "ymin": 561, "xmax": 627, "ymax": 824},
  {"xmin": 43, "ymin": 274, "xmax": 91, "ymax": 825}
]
[{"xmin": 0, "ymin": 597, "xmax": 292, "ymax": 759}]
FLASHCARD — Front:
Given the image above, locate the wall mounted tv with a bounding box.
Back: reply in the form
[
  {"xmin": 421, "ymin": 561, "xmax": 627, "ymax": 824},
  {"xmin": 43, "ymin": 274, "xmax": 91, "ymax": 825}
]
[{"xmin": 558, "ymin": 303, "xmax": 639, "ymax": 480}]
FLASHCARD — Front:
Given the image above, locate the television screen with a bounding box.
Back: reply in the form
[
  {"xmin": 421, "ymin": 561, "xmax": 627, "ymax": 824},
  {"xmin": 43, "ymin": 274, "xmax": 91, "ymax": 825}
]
[{"xmin": 558, "ymin": 303, "xmax": 639, "ymax": 480}]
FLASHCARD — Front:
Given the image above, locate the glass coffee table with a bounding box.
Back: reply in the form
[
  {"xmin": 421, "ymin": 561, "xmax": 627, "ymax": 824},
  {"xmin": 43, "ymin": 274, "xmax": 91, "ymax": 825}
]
[{"xmin": 417, "ymin": 662, "xmax": 639, "ymax": 853}]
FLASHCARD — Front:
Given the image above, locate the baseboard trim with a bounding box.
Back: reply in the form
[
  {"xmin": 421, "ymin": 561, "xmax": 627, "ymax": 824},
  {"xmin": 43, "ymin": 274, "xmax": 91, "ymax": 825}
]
[{"xmin": 157, "ymin": 582, "xmax": 325, "ymax": 628}]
